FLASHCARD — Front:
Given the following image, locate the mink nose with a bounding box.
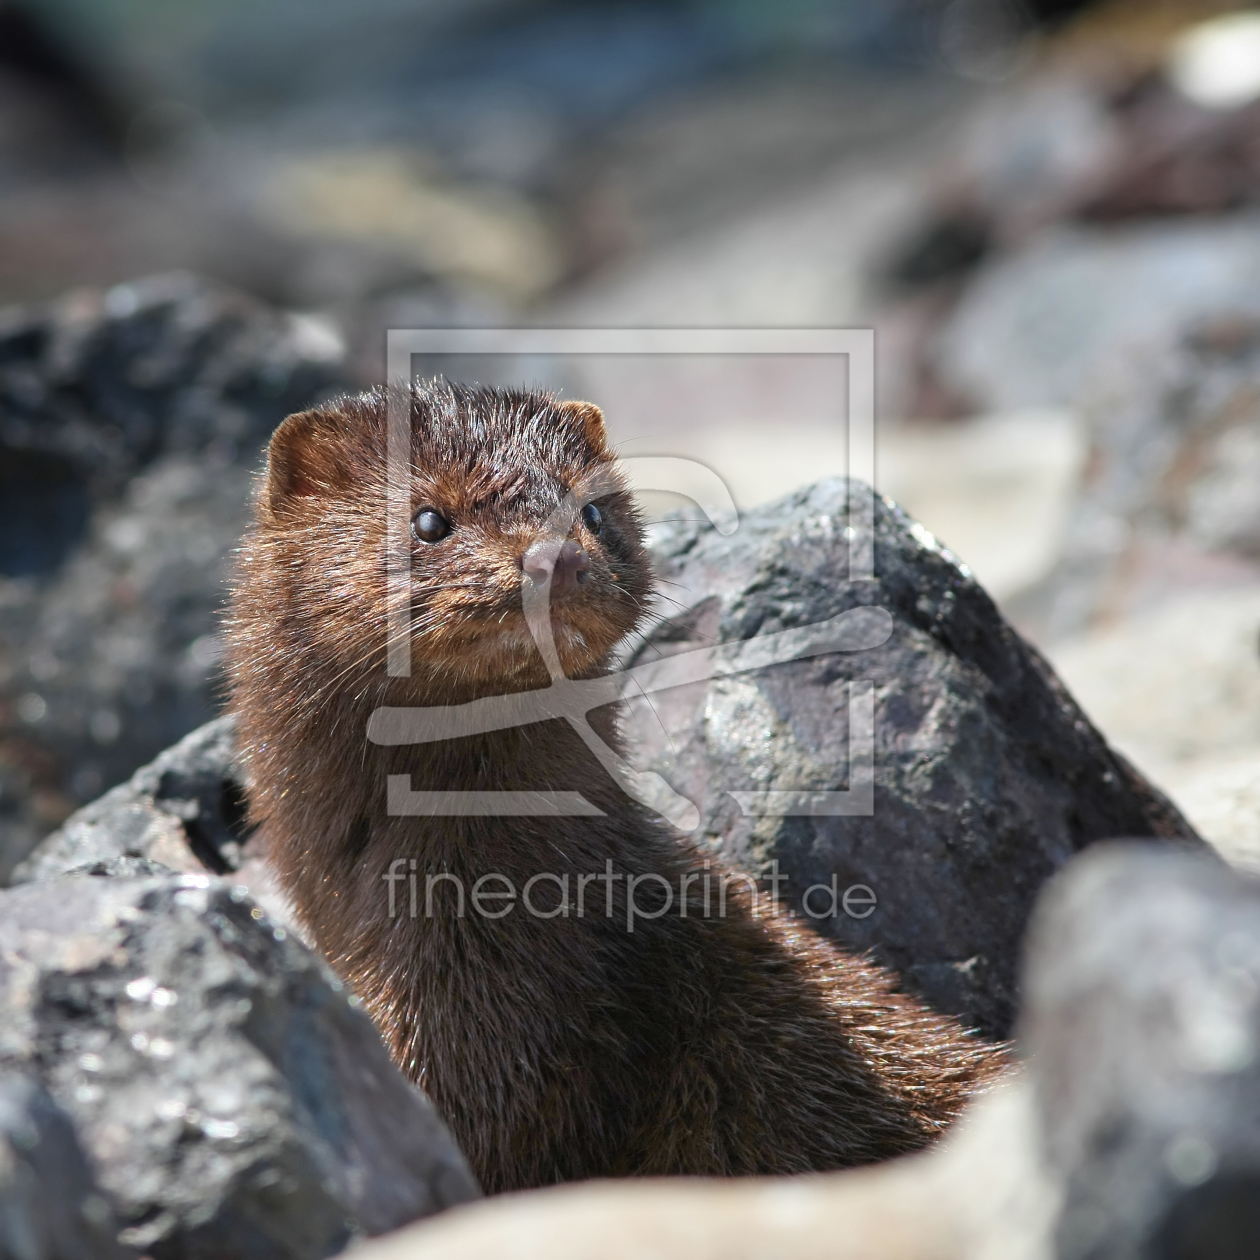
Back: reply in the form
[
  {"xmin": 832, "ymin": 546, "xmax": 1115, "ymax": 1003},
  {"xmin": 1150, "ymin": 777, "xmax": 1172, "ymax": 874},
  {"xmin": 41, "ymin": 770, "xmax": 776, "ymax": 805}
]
[{"xmin": 521, "ymin": 540, "xmax": 590, "ymax": 598}]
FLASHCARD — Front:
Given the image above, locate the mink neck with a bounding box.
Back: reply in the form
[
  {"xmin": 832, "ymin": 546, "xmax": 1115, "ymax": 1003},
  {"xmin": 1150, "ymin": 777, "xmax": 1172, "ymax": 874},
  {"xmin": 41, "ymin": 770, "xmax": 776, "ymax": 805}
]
[
  {"xmin": 362, "ymin": 632, "xmax": 623, "ymax": 703},
  {"xmin": 275, "ymin": 647, "xmax": 631, "ymax": 821}
]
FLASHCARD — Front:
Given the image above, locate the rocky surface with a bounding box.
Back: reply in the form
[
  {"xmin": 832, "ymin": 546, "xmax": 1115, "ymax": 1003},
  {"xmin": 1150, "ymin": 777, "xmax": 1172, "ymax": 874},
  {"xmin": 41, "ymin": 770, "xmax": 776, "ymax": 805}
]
[
  {"xmin": 0, "ymin": 866, "xmax": 478, "ymax": 1258},
  {"xmin": 0, "ymin": 273, "xmax": 346, "ymax": 883},
  {"xmin": 1042, "ymin": 587, "xmax": 1260, "ymax": 873},
  {"xmin": 933, "ymin": 216, "xmax": 1260, "ymax": 415},
  {"xmin": 12, "ymin": 716, "xmax": 250, "ymax": 886},
  {"xmin": 18, "ymin": 478, "xmax": 1203, "ymax": 1041},
  {"xmin": 884, "ymin": 59, "xmax": 1260, "ymax": 416},
  {"xmin": 1023, "ymin": 843, "xmax": 1260, "ymax": 1260},
  {"xmin": 621, "ymin": 478, "xmax": 1201, "ymax": 1038},
  {"xmin": 0, "ymin": 1071, "xmax": 131, "ymax": 1260},
  {"xmin": 1013, "ymin": 312, "xmax": 1260, "ymax": 640}
]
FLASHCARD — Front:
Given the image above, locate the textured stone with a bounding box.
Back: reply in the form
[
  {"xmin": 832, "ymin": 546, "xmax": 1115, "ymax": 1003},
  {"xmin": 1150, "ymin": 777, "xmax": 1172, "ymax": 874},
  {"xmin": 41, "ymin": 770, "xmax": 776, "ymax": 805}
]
[
  {"xmin": 13, "ymin": 716, "xmax": 249, "ymax": 887},
  {"xmin": 1015, "ymin": 313, "xmax": 1260, "ymax": 639},
  {"xmin": 621, "ymin": 478, "xmax": 1201, "ymax": 1037},
  {"xmin": 0, "ymin": 1071, "xmax": 131, "ymax": 1260},
  {"xmin": 0, "ymin": 869, "xmax": 478, "ymax": 1259},
  {"xmin": 1022, "ymin": 843, "xmax": 1260, "ymax": 1260},
  {"xmin": 22, "ymin": 479, "xmax": 1201, "ymax": 1044}
]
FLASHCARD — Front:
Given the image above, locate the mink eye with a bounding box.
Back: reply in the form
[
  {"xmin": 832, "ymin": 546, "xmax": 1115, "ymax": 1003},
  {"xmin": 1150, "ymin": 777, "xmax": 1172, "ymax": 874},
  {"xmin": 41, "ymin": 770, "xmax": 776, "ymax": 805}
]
[
  {"xmin": 412, "ymin": 508, "xmax": 451, "ymax": 543},
  {"xmin": 581, "ymin": 502, "xmax": 603, "ymax": 536}
]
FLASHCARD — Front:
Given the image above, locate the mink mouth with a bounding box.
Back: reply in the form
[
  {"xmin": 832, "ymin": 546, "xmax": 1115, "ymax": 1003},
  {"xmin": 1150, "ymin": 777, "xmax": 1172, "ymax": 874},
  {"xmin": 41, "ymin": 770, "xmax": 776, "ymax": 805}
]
[
  {"xmin": 467, "ymin": 605, "xmax": 602, "ymax": 642},
  {"xmin": 408, "ymin": 578, "xmax": 636, "ymax": 659},
  {"xmin": 415, "ymin": 598, "xmax": 626, "ymax": 662},
  {"xmin": 419, "ymin": 582, "xmax": 605, "ymax": 620}
]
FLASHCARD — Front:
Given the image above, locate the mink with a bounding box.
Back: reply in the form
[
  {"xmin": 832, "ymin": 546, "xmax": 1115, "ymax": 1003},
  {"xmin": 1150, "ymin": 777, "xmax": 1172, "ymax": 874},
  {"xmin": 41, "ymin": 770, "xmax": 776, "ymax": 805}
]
[{"xmin": 225, "ymin": 380, "xmax": 1005, "ymax": 1194}]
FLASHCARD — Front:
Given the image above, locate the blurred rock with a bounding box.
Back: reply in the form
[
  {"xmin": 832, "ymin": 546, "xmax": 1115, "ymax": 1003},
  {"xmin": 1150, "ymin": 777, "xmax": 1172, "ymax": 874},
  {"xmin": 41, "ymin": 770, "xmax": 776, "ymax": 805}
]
[
  {"xmin": 1073, "ymin": 83, "xmax": 1260, "ymax": 221},
  {"xmin": 621, "ymin": 478, "xmax": 1200, "ymax": 1038},
  {"xmin": 1043, "ymin": 588, "xmax": 1260, "ymax": 868},
  {"xmin": 0, "ymin": 273, "xmax": 345, "ymax": 883},
  {"xmin": 1022, "ymin": 843, "xmax": 1260, "ymax": 1260},
  {"xmin": 876, "ymin": 409, "xmax": 1084, "ymax": 603},
  {"xmin": 896, "ymin": 66, "xmax": 1260, "ymax": 257},
  {"xmin": 932, "ymin": 216, "xmax": 1260, "ymax": 413},
  {"xmin": 1166, "ymin": 752, "xmax": 1260, "ymax": 877},
  {"xmin": 1001, "ymin": 315, "xmax": 1260, "ymax": 872},
  {"xmin": 256, "ymin": 150, "xmax": 562, "ymax": 304},
  {"xmin": 1016, "ymin": 313, "xmax": 1260, "ymax": 638},
  {"xmin": 883, "ymin": 57, "xmax": 1260, "ymax": 416},
  {"xmin": 0, "ymin": 1070, "xmax": 131, "ymax": 1260},
  {"xmin": 350, "ymin": 1074, "xmax": 1055, "ymax": 1260},
  {"xmin": 0, "ymin": 867, "xmax": 478, "ymax": 1258}
]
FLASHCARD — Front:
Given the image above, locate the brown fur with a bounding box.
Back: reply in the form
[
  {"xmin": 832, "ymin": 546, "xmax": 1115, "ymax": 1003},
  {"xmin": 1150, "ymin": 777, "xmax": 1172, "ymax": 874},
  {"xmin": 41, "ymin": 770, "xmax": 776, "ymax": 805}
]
[{"xmin": 225, "ymin": 380, "xmax": 1005, "ymax": 1194}]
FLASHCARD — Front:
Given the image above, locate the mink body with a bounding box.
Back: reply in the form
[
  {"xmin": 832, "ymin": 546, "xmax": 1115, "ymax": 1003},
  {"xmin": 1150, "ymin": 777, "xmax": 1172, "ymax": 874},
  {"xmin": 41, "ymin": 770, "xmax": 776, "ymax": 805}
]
[{"xmin": 226, "ymin": 381, "xmax": 1003, "ymax": 1194}]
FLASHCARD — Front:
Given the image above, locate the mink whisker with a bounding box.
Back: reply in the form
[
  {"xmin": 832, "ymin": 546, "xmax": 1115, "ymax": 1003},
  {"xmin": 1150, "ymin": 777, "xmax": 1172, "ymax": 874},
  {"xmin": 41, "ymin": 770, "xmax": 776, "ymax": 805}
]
[{"xmin": 626, "ymin": 672, "xmax": 678, "ymax": 760}]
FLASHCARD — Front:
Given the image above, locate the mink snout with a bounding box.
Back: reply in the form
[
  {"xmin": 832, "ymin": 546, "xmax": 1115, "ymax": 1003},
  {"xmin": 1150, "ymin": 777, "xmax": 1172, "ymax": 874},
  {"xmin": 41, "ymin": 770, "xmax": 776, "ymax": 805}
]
[{"xmin": 521, "ymin": 539, "xmax": 590, "ymax": 597}]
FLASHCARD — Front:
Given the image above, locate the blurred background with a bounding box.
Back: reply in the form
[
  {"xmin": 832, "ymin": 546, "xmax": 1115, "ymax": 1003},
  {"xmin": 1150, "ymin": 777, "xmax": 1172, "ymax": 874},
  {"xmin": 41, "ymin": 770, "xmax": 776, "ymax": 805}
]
[{"xmin": 2, "ymin": 0, "xmax": 1260, "ymax": 878}]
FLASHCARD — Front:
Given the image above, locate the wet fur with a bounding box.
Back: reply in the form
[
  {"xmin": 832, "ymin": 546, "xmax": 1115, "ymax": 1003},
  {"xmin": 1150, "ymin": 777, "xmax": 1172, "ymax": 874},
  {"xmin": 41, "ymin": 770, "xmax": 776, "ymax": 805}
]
[{"xmin": 226, "ymin": 381, "xmax": 1004, "ymax": 1194}]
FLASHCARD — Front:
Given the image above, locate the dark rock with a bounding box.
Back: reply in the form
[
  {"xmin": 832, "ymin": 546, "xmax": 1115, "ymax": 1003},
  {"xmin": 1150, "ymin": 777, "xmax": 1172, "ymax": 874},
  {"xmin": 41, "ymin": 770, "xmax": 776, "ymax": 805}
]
[
  {"xmin": 0, "ymin": 1071, "xmax": 131, "ymax": 1260},
  {"xmin": 0, "ymin": 870, "xmax": 479, "ymax": 1258},
  {"xmin": 0, "ymin": 273, "xmax": 346, "ymax": 883},
  {"xmin": 1071, "ymin": 84, "xmax": 1260, "ymax": 224},
  {"xmin": 1013, "ymin": 312, "xmax": 1260, "ymax": 638},
  {"xmin": 885, "ymin": 67, "xmax": 1260, "ymax": 416},
  {"xmin": 1022, "ymin": 843, "xmax": 1260, "ymax": 1260},
  {"xmin": 621, "ymin": 478, "xmax": 1201, "ymax": 1038},
  {"xmin": 13, "ymin": 716, "xmax": 249, "ymax": 886},
  {"xmin": 892, "ymin": 70, "xmax": 1260, "ymax": 274},
  {"xmin": 22, "ymin": 478, "xmax": 1201, "ymax": 1042}
]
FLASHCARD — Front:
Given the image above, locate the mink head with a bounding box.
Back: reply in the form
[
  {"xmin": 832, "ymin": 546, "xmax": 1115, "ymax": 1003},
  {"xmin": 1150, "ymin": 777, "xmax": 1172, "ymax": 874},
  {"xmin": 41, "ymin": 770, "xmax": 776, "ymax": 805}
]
[{"xmin": 252, "ymin": 379, "xmax": 653, "ymax": 695}]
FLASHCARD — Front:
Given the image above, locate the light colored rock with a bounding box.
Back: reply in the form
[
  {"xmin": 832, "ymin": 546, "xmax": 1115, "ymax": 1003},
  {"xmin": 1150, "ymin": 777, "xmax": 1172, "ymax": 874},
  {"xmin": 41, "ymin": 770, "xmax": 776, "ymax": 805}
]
[
  {"xmin": 936, "ymin": 216, "xmax": 1260, "ymax": 413},
  {"xmin": 1164, "ymin": 751, "xmax": 1260, "ymax": 875},
  {"xmin": 1046, "ymin": 585, "xmax": 1260, "ymax": 764},
  {"xmin": 1011, "ymin": 311, "xmax": 1260, "ymax": 639},
  {"xmin": 1044, "ymin": 587, "xmax": 1260, "ymax": 870},
  {"xmin": 878, "ymin": 409, "xmax": 1083, "ymax": 601},
  {"xmin": 556, "ymin": 162, "xmax": 925, "ymax": 330},
  {"xmin": 351, "ymin": 1074, "xmax": 1056, "ymax": 1260}
]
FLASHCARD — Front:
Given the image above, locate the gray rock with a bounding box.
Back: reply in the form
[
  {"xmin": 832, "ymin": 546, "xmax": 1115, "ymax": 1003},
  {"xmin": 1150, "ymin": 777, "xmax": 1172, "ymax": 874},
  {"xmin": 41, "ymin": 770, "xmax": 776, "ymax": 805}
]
[
  {"xmin": 0, "ymin": 869, "xmax": 479, "ymax": 1259},
  {"xmin": 13, "ymin": 716, "xmax": 248, "ymax": 886},
  {"xmin": 621, "ymin": 478, "xmax": 1200, "ymax": 1038},
  {"xmin": 1014, "ymin": 313, "xmax": 1260, "ymax": 639},
  {"xmin": 22, "ymin": 478, "xmax": 1200, "ymax": 1043},
  {"xmin": 1022, "ymin": 843, "xmax": 1260, "ymax": 1260},
  {"xmin": 0, "ymin": 1071, "xmax": 131, "ymax": 1260},
  {"xmin": 932, "ymin": 216, "xmax": 1260, "ymax": 413},
  {"xmin": 0, "ymin": 273, "xmax": 346, "ymax": 883}
]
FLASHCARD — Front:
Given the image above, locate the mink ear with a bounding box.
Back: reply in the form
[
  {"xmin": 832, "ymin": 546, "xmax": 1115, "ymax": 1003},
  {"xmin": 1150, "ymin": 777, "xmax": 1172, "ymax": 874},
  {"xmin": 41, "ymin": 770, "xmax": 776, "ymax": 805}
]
[
  {"xmin": 558, "ymin": 400, "xmax": 608, "ymax": 451},
  {"xmin": 265, "ymin": 407, "xmax": 350, "ymax": 514}
]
